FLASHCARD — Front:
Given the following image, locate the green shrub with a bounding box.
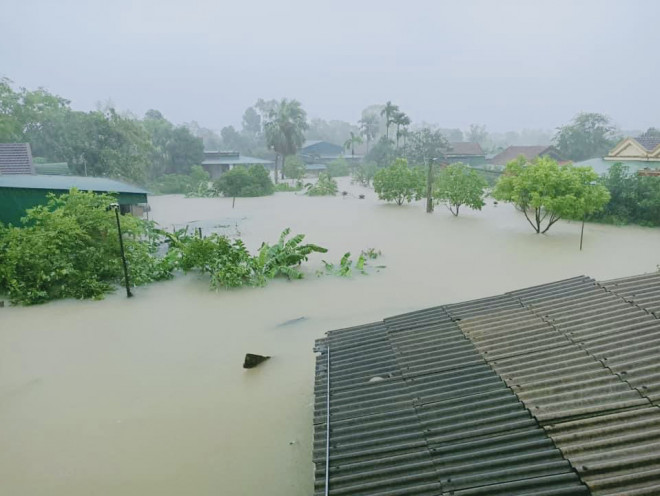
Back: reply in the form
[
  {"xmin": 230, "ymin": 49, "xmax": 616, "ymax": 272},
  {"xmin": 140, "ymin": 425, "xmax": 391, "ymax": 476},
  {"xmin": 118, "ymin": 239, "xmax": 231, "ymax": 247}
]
[
  {"xmin": 306, "ymin": 173, "xmax": 338, "ymax": 196},
  {"xmin": 0, "ymin": 190, "xmax": 175, "ymax": 305},
  {"xmin": 214, "ymin": 165, "xmax": 274, "ymax": 197},
  {"xmin": 149, "ymin": 174, "xmax": 194, "ymax": 194},
  {"xmin": 373, "ymin": 158, "xmax": 424, "ymax": 205},
  {"xmin": 352, "ymin": 162, "xmax": 378, "ymax": 186},
  {"xmin": 326, "ymin": 158, "xmax": 350, "ymax": 177},
  {"xmin": 275, "ymin": 182, "xmax": 303, "ymax": 192},
  {"xmin": 283, "ymin": 156, "xmax": 306, "ymax": 181}
]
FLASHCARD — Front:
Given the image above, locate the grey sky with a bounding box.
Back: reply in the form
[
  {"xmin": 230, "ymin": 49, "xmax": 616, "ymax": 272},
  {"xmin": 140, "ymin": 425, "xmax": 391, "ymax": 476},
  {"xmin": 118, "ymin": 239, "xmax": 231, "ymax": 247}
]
[{"xmin": 1, "ymin": 0, "xmax": 657, "ymax": 133}]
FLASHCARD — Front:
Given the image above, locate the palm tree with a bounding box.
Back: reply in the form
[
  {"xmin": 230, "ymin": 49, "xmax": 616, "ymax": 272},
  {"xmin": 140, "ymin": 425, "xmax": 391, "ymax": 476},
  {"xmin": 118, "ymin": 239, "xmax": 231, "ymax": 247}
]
[
  {"xmin": 344, "ymin": 131, "xmax": 363, "ymax": 159},
  {"xmin": 380, "ymin": 101, "xmax": 399, "ymax": 141},
  {"xmin": 359, "ymin": 113, "xmax": 379, "ymax": 154},
  {"xmin": 264, "ymin": 98, "xmax": 308, "ymax": 183},
  {"xmin": 393, "ymin": 111, "xmax": 411, "ymax": 149}
]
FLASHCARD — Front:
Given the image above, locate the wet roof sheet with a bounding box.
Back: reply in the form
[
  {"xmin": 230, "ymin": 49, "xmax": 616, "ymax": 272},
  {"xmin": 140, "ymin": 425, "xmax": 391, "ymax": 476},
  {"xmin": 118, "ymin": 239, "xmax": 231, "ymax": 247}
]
[
  {"xmin": 314, "ymin": 272, "xmax": 660, "ymax": 495},
  {"xmin": 0, "ymin": 143, "xmax": 35, "ymax": 175},
  {"xmin": 0, "ymin": 174, "xmax": 148, "ymax": 195}
]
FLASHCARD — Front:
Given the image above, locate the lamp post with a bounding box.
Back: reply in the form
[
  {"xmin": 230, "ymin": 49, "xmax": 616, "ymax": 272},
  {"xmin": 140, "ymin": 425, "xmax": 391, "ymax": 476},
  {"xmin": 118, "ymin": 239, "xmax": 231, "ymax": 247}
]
[{"xmin": 109, "ymin": 203, "xmax": 133, "ymax": 298}]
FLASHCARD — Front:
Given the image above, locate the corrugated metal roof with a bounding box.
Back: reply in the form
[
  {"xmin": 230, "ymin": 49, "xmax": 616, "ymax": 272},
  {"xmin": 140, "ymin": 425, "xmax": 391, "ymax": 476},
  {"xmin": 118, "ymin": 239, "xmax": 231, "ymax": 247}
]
[
  {"xmin": 0, "ymin": 143, "xmax": 35, "ymax": 175},
  {"xmin": 202, "ymin": 155, "xmax": 273, "ymax": 166},
  {"xmin": 0, "ymin": 174, "xmax": 148, "ymax": 195},
  {"xmin": 315, "ymin": 272, "xmax": 660, "ymax": 495},
  {"xmin": 314, "ymin": 316, "xmax": 587, "ymax": 494}
]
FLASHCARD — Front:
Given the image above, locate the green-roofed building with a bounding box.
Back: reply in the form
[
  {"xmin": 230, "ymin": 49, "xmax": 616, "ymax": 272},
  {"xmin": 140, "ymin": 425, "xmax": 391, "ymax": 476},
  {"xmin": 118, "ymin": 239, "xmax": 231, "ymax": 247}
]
[
  {"xmin": 201, "ymin": 151, "xmax": 274, "ymax": 179},
  {"xmin": 0, "ymin": 175, "xmax": 149, "ymax": 226}
]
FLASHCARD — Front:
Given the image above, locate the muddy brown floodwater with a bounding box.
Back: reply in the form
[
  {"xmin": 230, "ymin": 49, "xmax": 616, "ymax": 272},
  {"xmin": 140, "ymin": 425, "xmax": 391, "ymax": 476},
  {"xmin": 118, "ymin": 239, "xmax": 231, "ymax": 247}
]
[{"xmin": 1, "ymin": 177, "xmax": 659, "ymax": 496}]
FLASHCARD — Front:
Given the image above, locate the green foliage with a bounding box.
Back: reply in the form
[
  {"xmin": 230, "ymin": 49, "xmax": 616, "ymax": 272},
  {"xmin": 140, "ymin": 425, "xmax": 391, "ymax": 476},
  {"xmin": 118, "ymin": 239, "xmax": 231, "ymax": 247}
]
[
  {"xmin": 365, "ymin": 136, "xmax": 396, "ymax": 167},
  {"xmin": 403, "ymin": 128, "xmax": 450, "ymax": 166},
  {"xmin": 283, "ymin": 155, "xmax": 306, "ymax": 181},
  {"xmin": 274, "ymin": 182, "xmax": 303, "ymax": 192},
  {"xmin": 352, "ymin": 161, "xmax": 378, "ymax": 186},
  {"xmin": 553, "ymin": 112, "xmax": 619, "ymax": 161},
  {"xmin": 434, "ymin": 163, "xmax": 488, "ymax": 216},
  {"xmin": 373, "ymin": 158, "xmax": 425, "ymax": 205},
  {"xmin": 148, "ymin": 174, "xmax": 194, "ymax": 194},
  {"xmin": 306, "ymin": 173, "xmax": 338, "ymax": 196},
  {"xmin": 321, "ymin": 249, "xmax": 384, "ymax": 277},
  {"xmin": 326, "ymin": 157, "xmax": 350, "ymax": 177},
  {"xmin": 0, "ymin": 190, "xmax": 174, "ymax": 305},
  {"xmin": 589, "ymin": 163, "xmax": 660, "ymax": 226},
  {"xmin": 264, "ymin": 98, "xmax": 308, "ymax": 182},
  {"xmin": 493, "ymin": 156, "xmax": 611, "ymax": 233},
  {"xmin": 214, "ymin": 165, "xmax": 274, "ymax": 197},
  {"xmin": 165, "ymin": 227, "xmax": 327, "ymax": 290}
]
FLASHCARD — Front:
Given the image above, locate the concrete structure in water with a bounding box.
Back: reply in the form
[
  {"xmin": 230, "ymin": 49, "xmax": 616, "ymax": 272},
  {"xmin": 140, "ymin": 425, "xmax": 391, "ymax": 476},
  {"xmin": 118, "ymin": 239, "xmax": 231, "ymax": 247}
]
[{"xmin": 0, "ymin": 175, "xmax": 149, "ymax": 225}]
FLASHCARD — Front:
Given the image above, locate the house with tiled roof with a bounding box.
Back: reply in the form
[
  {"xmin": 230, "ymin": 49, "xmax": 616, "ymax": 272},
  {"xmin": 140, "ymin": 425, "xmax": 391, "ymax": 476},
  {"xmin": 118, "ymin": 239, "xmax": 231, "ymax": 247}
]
[
  {"xmin": 444, "ymin": 142, "xmax": 486, "ymax": 166},
  {"xmin": 0, "ymin": 143, "xmax": 35, "ymax": 175},
  {"xmin": 606, "ymin": 130, "xmax": 660, "ymax": 163},
  {"xmin": 489, "ymin": 145, "xmax": 563, "ymax": 166}
]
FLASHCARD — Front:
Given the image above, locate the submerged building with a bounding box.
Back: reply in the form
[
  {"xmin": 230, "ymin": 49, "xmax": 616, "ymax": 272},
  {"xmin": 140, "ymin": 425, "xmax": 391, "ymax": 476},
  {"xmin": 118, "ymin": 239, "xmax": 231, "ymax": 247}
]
[
  {"xmin": 201, "ymin": 151, "xmax": 273, "ymax": 179},
  {"xmin": 0, "ymin": 175, "xmax": 149, "ymax": 225}
]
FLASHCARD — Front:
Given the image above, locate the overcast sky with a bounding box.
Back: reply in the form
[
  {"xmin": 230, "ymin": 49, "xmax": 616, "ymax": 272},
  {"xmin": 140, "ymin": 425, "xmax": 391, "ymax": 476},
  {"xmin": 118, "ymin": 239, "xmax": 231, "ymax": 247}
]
[{"xmin": 1, "ymin": 0, "xmax": 657, "ymax": 133}]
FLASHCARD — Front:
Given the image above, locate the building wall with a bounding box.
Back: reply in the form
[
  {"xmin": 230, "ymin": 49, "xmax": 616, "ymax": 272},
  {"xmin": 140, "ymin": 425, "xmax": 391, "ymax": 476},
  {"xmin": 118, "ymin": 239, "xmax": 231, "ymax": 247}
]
[{"xmin": 0, "ymin": 188, "xmax": 148, "ymax": 226}]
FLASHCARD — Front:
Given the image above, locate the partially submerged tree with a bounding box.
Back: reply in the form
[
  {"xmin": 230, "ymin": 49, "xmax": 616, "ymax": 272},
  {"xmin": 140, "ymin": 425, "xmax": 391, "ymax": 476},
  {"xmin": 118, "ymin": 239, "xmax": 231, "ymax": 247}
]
[
  {"xmin": 434, "ymin": 163, "xmax": 487, "ymax": 216},
  {"xmin": 264, "ymin": 98, "xmax": 308, "ymax": 183},
  {"xmin": 493, "ymin": 156, "xmax": 610, "ymax": 233},
  {"xmin": 403, "ymin": 128, "xmax": 450, "ymax": 213},
  {"xmin": 283, "ymin": 155, "xmax": 306, "ymax": 182},
  {"xmin": 373, "ymin": 158, "xmax": 424, "ymax": 206},
  {"xmin": 306, "ymin": 172, "xmax": 338, "ymax": 196},
  {"xmin": 214, "ymin": 165, "xmax": 274, "ymax": 197}
]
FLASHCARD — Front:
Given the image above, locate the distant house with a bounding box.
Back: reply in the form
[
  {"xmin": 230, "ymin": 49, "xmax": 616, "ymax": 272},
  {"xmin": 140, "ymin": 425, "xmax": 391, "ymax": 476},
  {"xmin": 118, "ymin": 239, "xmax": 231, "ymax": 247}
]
[
  {"xmin": 201, "ymin": 151, "xmax": 274, "ymax": 179},
  {"xmin": 489, "ymin": 145, "xmax": 562, "ymax": 166},
  {"xmin": 299, "ymin": 141, "xmax": 344, "ymax": 164},
  {"xmin": 606, "ymin": 132, "xmax": 660, "ymax": 163},
  {"xmin": 574, "ymin": 131, "xmax": 660, "ymax": 176},
  {"xmin": 444, "ymin": 142, "xmax": 486, "ymax": 166},
  {"xmin": 0, "ymin": 175, "xmax": 149, "ymax": 225},
  {"xmin": 0, "ymin": 143, "xmax": 36, "ymax": 175}
]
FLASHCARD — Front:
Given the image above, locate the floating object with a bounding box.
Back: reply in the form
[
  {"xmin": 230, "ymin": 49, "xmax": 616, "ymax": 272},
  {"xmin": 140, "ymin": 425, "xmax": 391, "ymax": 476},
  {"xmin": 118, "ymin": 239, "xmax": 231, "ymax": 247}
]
[
  {"xmin": 243, "ymin": 353, "xmax": 271, "ymax": 369},
  {"xmin": 277, "ymin": 316, "xmax": 307, "ymax": 327},
  {"xmin": 359, "ymin": 194, "xmax": 365, "ymax": 199}
]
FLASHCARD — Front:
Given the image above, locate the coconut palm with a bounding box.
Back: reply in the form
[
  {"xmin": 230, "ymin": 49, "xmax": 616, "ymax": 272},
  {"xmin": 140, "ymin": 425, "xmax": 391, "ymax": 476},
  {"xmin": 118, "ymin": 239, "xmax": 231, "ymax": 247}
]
[
  {"xmin": 380, "ymin": 101, "xmax": 399, "ymax": 141},
  {"xmin": 264, "ymin": 98, "xmax": 308, "ymax": 183},
  {"xmin": 359, "ymin": 113, "xmax": 379, "ymax": 154},
  {"xmin": 393, "ymin": 111, "xmax": 411, "ymax": 149},
  {"xmin": 344, "ymin": 131, "xmax": 363, "ymax": 158}
]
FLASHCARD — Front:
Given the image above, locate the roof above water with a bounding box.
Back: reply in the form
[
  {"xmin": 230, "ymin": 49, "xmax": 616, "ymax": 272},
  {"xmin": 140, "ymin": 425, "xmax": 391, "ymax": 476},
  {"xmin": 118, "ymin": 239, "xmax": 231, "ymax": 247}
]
[
  {"xmin": 447, "ymin": 141, "xmax": 484, "ymax": 156},
  {"xmin": 0, "ymin": 143, "xmax": 35, "ymax": 175},
  {"xmin": 489, "ymin": 145, "xmax": 559, "ymax": 165},
  {"xmin": 635, "ymin": 133, "xmax": 660, "ymax": 151},
  {"xmin": 314, "ymin": 272, "xmax": 660, "ymax": 496},
  {"xmin": 202, "ymin": 155, "xmax": 272, "ymax": 166},
  {"xmin": 0, "ymin": 174, "xmax": 148, "ymax": 195}
]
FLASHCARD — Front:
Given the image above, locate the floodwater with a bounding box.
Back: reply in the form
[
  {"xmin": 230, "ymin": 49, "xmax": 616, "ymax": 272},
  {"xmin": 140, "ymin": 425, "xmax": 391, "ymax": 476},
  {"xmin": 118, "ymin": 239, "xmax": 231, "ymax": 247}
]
[{"xmin": 1, "ymin": 177, "xmax": 659, "ymax": 496}]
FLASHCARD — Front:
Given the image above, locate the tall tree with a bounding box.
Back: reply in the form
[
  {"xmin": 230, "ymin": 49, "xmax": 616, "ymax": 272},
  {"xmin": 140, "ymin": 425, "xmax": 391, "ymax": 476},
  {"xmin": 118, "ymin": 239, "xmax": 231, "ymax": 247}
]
[
  {"xmin": 434, "ymin": 163, "xmax": 487, "ymax": 216},
  {"xmin": 393, "ymin": 111, "xmax": 411, "ymax": 149},
  {"xmin": 403, "ymin": 128, "xmax": 450, "ymax": 213},
  {"xmin": 359, "ymin": 113, "xmax": 379, "ymax": 153},
  {"xmin": 344, "ymin": 131, "xmax": 363, "ymax": 158},
  {"xmin": 553, "ymin": 112, "xmax": 619, "ymax": 161},
  {"xmin": 264, "ymin": 98, "xmax": 308, "ymax": 183},
  {"xmin": 380, "ymin": 101, "xmax": 399, "ymax": 141},
  {"xmin": 466, "ymin": 124, "xmax": 489, "ymax": 147}
]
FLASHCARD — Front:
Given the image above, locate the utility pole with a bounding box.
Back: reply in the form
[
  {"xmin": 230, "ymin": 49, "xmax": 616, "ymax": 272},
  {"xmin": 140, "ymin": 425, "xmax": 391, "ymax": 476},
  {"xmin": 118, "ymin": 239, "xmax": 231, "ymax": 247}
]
[{"xmin": 109, "ymin": 203, "xmax": 133, "ymax": 298}]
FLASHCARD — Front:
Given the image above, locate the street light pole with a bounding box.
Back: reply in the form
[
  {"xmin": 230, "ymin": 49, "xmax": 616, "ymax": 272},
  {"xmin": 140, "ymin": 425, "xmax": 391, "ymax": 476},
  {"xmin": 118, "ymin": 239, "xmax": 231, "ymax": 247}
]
[
  {"xmin": 109, "ymin": 203, "xmax": 133, "ymax": 298},
  {"xmin": 580, "ymin": 216, "xmax": 585, "ymax": 251}
]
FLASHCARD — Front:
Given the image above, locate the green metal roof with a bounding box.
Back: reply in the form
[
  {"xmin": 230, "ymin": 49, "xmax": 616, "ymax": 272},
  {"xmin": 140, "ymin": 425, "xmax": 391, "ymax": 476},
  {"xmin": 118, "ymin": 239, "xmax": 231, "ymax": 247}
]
[{"xmin": 0, "ymin": 175, "xmax": 148, "ymax": 195}]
